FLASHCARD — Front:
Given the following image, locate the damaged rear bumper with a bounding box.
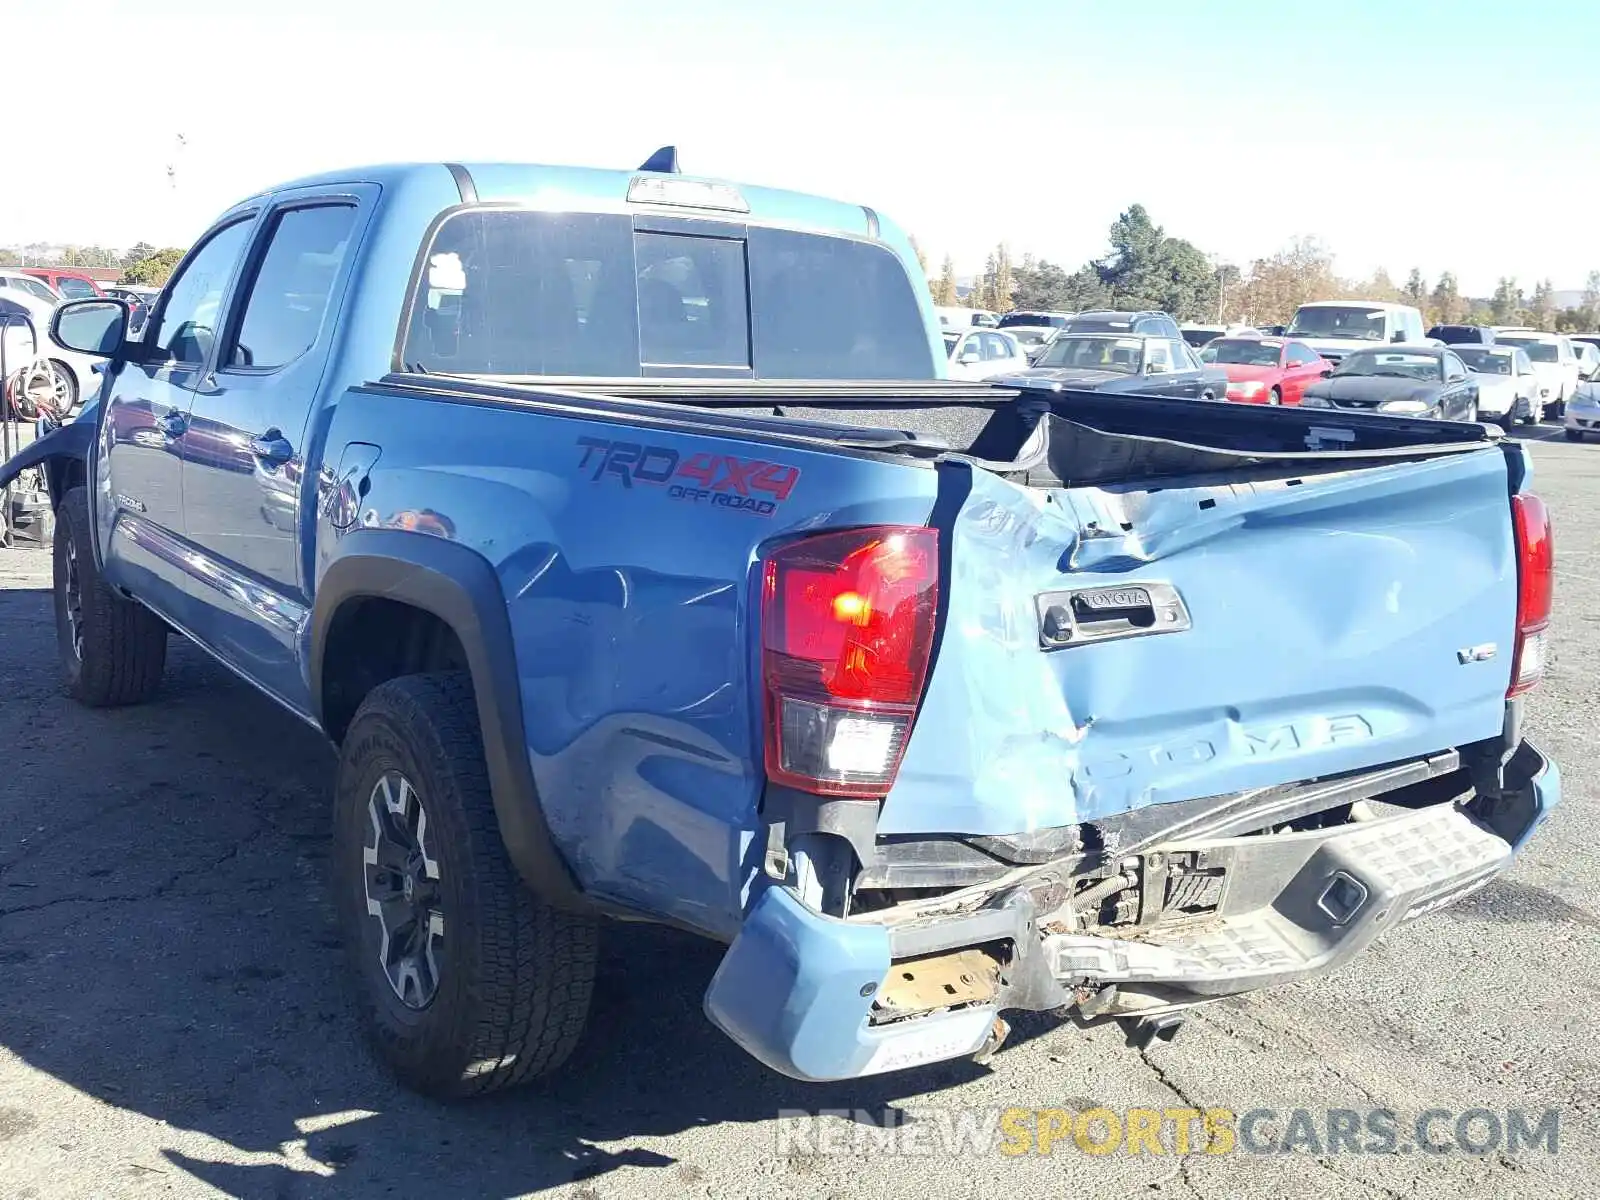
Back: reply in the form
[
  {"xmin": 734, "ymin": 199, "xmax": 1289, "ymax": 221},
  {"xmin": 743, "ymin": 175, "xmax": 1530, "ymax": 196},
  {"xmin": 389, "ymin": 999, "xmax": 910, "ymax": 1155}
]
[{"xmin": 704, "ymin": 739, "xmax": 1559, "ymax": 1082}]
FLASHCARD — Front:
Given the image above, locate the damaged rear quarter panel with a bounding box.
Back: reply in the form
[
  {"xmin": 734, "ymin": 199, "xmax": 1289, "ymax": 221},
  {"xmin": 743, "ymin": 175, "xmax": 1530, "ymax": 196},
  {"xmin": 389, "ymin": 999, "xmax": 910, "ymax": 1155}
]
[{"xmin": 879, "ymin": 447, "xmax": 1518, "ymax": 836}]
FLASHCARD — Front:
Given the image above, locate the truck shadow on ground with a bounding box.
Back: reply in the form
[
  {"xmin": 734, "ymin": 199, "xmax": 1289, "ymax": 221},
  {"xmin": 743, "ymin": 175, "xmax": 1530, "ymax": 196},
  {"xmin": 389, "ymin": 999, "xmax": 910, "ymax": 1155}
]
[{"xmin": 0, "ymin": 583, "xmax": 1053, "ymax": 1199}]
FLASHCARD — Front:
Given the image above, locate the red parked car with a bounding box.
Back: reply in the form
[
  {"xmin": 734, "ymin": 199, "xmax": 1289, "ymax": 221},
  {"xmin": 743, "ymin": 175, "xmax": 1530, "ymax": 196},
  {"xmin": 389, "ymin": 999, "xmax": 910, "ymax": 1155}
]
[
  {"xmin": 19, "ymin": 268, "xmax": 105, "ymax": 301},
  {"xmin": 1199, "ymin": 336, "xmax": 1331, "ymax": 405}
]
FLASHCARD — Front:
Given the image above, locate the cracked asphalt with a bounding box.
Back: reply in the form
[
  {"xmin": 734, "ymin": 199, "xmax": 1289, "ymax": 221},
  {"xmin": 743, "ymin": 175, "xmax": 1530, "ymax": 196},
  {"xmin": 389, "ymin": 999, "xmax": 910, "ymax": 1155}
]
[{"xmin": 0, "ymin": 424, "xmax": 1597, "ymax": 1199}]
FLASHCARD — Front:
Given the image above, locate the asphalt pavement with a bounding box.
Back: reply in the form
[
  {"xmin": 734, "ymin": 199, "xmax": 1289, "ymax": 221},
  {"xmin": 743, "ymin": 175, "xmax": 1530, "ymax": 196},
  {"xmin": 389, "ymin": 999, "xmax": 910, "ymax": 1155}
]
[{"xmin": 0, "ymin": 425, "xmax": 1596, "ymax": 1199}]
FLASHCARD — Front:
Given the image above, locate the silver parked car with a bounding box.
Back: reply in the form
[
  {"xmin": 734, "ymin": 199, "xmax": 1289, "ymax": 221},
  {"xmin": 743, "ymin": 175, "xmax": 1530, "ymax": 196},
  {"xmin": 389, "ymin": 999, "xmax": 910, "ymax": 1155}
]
[
  {"xmin": 0, "ymin": 289, "xmax": 106, "ymax": 415},
  {"xmin": 1570, "ymin": 339, "xmax": 1600, "ymax": 382},
  {"xmin": 0, "ymin": 270, "xmax": 64, "ymax": 306}
]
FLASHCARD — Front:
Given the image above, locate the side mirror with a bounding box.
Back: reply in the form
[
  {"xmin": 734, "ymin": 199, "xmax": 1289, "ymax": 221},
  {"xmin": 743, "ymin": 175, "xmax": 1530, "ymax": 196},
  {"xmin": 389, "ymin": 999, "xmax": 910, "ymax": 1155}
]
[
  {"xmin": 957, "ymin": 350, "xmax": 981, "ymax": 365},
  {"xmin": 1319, "ymin": 368, "xmax": 1333, "ymax": 378},
  {"xmin": 1391, "ymin": 330, "xmax": 1406, "ymax": 343},
  {"xmin": 52, "ymin": 298, "xmax": 128, "ymax": 357}
]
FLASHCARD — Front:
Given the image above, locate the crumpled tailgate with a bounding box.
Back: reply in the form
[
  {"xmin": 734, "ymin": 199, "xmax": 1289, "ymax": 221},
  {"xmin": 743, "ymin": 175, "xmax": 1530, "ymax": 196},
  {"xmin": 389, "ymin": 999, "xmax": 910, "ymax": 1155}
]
[{"xmin": 881, "ymin": 444, "xmax": 1517, "ymax": 835}]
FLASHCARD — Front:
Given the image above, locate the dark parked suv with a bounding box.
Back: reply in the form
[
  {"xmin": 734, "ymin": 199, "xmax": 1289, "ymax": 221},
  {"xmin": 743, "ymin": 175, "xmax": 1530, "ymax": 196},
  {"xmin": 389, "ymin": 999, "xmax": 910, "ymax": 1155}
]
[
  {"xmin": 1065, "ymin": 310, "xmax": 1183, "ymax": 338},
  {"xmin": 1426, "ymin": 324, "xmax": 1496, "ymax": 345}
]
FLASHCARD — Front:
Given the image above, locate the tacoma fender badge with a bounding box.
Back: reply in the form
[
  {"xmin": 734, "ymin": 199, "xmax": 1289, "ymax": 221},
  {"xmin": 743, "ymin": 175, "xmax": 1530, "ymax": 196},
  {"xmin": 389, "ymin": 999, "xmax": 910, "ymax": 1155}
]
[{"xmin": 1457, "ymin": 643, "xmax": 1498, "ymax": 664}]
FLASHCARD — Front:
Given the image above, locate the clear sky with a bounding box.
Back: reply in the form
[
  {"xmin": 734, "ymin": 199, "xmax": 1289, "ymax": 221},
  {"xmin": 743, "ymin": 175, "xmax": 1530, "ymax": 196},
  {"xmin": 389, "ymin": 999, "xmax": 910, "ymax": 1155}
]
[{"xmin": 8, "ymin": 0, "xmax": 1596, "ymax": 294}]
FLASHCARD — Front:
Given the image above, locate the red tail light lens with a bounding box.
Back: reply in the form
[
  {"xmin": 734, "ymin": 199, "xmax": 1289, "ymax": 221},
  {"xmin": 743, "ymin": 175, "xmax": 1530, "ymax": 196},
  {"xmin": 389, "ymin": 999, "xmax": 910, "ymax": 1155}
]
[
  {"xmin": 1508, "ymin": 492, "xmax": 1553, "ymax": 698},
  {"xmin": 761, "ymin": 527, "xmax": 939, "ymax": 797}
]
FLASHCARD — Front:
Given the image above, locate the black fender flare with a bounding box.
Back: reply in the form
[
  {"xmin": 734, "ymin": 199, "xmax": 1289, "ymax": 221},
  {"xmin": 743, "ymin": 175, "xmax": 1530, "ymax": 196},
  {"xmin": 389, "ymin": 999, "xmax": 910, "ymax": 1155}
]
[
  {"xmin": 0, "ymin": 412, "xmax": 94, "ymax": 505},
  {"xmin": 310, "ymin": 529, "xmax": 588, "ymax": 910}
]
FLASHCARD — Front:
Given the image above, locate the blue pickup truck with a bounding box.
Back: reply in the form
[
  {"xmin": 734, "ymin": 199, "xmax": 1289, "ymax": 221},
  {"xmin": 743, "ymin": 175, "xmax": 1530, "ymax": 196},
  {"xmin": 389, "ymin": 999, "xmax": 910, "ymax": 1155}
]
[{"xmin": 3, "ymin": 151, "xmax": 1559, "ymax": 1098}]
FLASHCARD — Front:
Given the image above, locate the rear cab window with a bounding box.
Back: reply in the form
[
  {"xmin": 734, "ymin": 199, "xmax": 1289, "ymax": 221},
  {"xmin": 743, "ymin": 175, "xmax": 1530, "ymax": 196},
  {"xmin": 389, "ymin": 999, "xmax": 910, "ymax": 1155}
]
[{"xmin": 401, "ymin": 210, "xmax": 934, "ymax": 380}]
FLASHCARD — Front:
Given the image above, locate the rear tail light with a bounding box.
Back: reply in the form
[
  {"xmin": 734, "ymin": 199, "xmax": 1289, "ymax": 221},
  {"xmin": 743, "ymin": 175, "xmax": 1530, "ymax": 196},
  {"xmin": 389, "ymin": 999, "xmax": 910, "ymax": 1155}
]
[
  {"xmin": 1507, "ymin": 492, "xmax": 1553, "ymax": 697},
  {"xmin": 761, "ymin": 527, "xmax": 939, "ymax": 797}
]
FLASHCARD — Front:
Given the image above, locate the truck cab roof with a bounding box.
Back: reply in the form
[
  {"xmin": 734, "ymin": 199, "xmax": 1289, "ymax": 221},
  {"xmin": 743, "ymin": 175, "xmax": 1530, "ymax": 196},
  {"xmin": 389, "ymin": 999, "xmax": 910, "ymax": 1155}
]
[
  {"xmin": 1295, "ymin": 300, "xmax": 1421, "ymax": 313},
  {"xmin": 250, "ymin": 160, "xmax": 887, "ymax": 243}
]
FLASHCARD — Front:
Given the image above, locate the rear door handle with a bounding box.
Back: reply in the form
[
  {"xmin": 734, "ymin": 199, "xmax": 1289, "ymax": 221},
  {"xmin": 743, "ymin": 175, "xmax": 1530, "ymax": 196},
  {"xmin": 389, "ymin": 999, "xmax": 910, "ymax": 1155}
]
[
  {"xmin": 249, "ymin": 429, "xmax": 293, "ymax": 467},
  {"xmin": 1037, "ymin": 583, "xmax": 1192, "ymax": 649}
]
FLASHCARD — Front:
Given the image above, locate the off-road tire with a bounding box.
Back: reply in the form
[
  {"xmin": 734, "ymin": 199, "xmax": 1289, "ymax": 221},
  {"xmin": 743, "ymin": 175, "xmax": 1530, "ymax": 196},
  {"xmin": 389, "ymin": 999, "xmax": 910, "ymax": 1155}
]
[
  {"xmin": 53, "ymin": 486, "xmax": 166, "ymax": 706},
  {"xmin": 333, "ymin": 672, "xmax": 598, "ymax": 1098}
]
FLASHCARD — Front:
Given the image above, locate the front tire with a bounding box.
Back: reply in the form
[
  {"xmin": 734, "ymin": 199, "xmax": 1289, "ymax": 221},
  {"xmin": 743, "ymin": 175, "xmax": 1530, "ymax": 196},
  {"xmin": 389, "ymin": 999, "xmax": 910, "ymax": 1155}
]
[
  {"xmin": 333, "ymin": 672, "xmax": 599, "ymax": 1098},
  {"xmin": 53, "ymin": 487, "xmax": 167, "ymax": 706},
  {"xmin": 1566, "ymin": 429, "xmax": 1585, "ymax": 441},
  {"xmin": 1268, "ymin": 387, "xmax": 1282, "ymax": 406}
]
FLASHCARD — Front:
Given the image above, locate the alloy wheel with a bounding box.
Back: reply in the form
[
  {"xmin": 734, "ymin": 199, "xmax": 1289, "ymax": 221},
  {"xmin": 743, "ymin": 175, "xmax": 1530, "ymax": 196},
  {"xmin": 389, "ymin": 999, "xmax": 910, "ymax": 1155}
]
[
  {"xmin": 62, "ymin": 537, "xmax": 84, "ymax": 662},
  {"xmin": 362, "ymin": 771, "xmax": 445, "ymax": 1009}
]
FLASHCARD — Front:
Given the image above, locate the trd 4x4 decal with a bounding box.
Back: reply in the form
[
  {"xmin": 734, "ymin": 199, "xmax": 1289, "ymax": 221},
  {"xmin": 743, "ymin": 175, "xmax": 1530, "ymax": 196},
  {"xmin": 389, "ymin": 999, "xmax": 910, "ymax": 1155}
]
[{"xmin": 575, "ymin": 437, "xmax": 800, "ymax": 516}]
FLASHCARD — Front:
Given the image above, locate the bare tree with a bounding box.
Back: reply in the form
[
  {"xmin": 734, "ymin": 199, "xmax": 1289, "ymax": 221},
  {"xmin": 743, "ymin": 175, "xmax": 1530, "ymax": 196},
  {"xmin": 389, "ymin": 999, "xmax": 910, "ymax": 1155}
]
[{"xmin": 1238, "ymin": 237, "xmax": 1339, "ymax": 324}]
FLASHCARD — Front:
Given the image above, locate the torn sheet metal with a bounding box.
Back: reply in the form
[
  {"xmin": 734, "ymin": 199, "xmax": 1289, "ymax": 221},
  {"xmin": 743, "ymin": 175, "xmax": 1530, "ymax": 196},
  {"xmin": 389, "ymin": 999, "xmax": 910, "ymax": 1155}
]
[{"xmin": 879, "ymin": 442, "xmax": 1517, "ymax": 836}]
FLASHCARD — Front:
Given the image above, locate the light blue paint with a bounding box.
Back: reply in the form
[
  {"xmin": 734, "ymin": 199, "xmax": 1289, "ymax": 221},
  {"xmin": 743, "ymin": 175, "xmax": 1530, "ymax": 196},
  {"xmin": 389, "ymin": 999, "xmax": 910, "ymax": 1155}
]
[
  {"xmin": 884, "ymin": 446, "xmax": 1519, "ymax": 834},
  {"xmin": 703, "ymin": 884, "xmax": 893, "ymax": 1082}
]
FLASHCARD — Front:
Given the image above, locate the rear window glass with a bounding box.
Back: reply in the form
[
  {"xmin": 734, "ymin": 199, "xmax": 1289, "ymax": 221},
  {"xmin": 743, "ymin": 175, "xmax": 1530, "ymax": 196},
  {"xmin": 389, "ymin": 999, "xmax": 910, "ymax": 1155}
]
[
  {"xmin": 401, "ymin": 210, "xmax": 933, "ymax": 379},
  {"xmin": 997, "ymin": 312, "xmax": 1066, "ymax": 329},
  {"xmin": 1068, "ymin": 316, "xmax": 1134, "ymax": 333},
  {"xmin": 1205, "ymin": 339, "xmax": 1280, "ymax": 365},
  {"xmin": 1455, "ymin": 347, "xmax": 1512, "ymax": 374},
  {"xmin": 1427, "ymin": 325, "xmax": 1486, "ymax": 343},
  {"xmin": 1335, "ymin": 350, "xmax": 1441, "ymax": 379},
  {"xmin": 1499, "ymin": 336, "xmax": 1558, "ymax": 363},
  {"xmin": 54, "ymin": 276, "xmax": 99, "ymax": 299},
  {"xmin": 635, "ymin": 232, "xmax": 750, "ymax": 368}
]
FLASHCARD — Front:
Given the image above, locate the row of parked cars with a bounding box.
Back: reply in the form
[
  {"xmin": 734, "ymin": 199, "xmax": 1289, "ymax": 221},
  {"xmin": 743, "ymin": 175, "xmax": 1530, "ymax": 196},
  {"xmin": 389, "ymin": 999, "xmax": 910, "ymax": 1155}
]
[
  {"xmin": 935, "ymin": 300, "xmax": 1600, "ymax": 437},
  {"xmin": 0, "ymin": 269, "xmax": 160, "ymax": 415}
]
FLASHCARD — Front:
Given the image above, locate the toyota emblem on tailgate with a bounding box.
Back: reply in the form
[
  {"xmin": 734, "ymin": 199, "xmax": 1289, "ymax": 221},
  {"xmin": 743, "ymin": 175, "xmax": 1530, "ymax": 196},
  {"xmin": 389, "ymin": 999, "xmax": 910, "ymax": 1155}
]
[{"xmin": 1036, "ymin": 582, "xmax": 1191, "ymax": 649}]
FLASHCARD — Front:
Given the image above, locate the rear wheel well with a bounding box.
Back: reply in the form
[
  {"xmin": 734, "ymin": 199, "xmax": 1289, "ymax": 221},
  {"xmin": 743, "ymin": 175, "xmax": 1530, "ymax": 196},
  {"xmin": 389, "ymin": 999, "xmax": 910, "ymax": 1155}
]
[{"xmin": 319, "ymin": 598, "xmax": 471, "ymax": 743}]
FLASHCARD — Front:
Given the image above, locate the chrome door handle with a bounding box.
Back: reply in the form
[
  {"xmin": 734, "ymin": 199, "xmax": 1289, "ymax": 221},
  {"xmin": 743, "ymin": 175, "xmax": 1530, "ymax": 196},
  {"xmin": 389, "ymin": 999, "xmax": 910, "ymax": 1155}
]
[{"xmin": 249, "ymin": 429, "xmax": 293, "ymax": 467}]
